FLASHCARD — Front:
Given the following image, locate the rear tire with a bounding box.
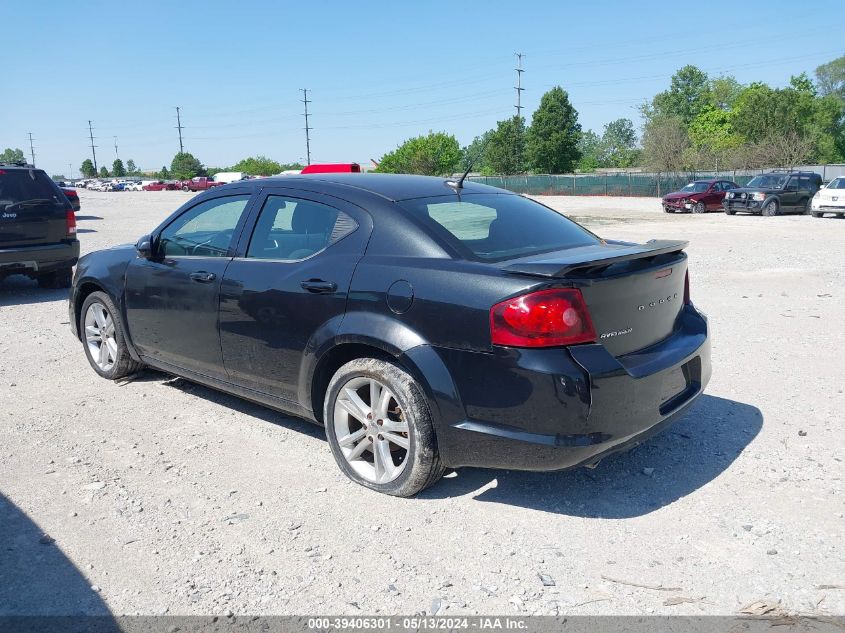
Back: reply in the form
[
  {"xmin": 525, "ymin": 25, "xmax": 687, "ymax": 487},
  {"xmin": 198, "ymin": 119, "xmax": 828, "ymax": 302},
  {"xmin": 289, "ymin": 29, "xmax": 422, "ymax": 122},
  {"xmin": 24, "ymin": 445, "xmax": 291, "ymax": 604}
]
[
  {"xmin": 762, "ymin": 199, "xmax": 779, "ymax": 217},
  {"xmin": 79, "ymin": 291, "xmax": 144, "ymax": 380},
  {"xmin": 803, "ymin": 199, "xmax": 813, "ymax": 215},
  {"xmin": 37, "ymin": 267, "xmax": 73, "ymax": 289},
  {"xmin": 324, "ymin": 358, "xmax": 445, "ymax": 497}
]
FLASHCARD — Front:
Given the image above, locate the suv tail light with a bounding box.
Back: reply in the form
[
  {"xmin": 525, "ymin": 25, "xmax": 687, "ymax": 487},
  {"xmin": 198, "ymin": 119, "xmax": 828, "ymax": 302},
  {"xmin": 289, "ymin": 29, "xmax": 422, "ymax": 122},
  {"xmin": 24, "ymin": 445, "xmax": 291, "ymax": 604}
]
[
  {"xmin": 66, "ymin": 210, "xmax": 77, "ymax": 236},
  {"xmin": 684, "ymin": 270, "xmax": 691, "ymax": 305},
  {"xmin": 490, "ymin": 288, "xmax": 596, "ymax": 348}
]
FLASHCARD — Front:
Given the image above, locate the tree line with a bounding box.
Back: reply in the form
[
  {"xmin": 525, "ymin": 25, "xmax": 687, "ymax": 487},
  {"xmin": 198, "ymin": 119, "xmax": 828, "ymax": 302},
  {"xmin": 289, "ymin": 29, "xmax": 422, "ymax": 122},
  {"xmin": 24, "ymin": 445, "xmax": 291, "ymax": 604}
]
[
  {"xmin": 72, "ymin": 154, "xmax": 304, "ymax": 180},
  {"xmin": 375, "ymin": 55, "xmax": 845, "ymax": 176}
]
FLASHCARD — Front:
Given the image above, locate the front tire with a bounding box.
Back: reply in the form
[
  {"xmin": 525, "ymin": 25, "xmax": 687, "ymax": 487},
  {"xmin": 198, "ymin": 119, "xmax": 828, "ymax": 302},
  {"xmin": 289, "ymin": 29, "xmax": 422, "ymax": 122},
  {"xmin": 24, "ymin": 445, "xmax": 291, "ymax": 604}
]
[
  {"xmin": 762, "ymin": 199, "xmax": 779, "ymax": 217},
  {"xmin": 692, "ymin": 201, "xmax": 706, "ymax": 214},
  {"xmin": 812, "ymin": 211, "xmax": 824, "ymax": 218},
  {"xmin": 80, "ymin": 291, "xmax": 144, "ymax": 380},
  {"xmin": 324, "ymin": 358, "xmax": 445, "ymax": 497},
  {"xmin": 725, "ymin": 207, "xmax": 736, "ymax": 215}
]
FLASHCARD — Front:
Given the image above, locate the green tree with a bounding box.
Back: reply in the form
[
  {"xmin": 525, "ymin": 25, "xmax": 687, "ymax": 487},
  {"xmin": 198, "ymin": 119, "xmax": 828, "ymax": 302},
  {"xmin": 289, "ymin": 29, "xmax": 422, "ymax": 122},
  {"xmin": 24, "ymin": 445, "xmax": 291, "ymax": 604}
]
[
  {"xmin": 126, "ymin": 159, "xmax": 137, "ymax": 175},
  {"xmin": 80, "ymin": 159, "xmax": 96, "ymax": 178},
  {"xmin": 484, "ymin": 116, "xmax": 526, "ymax": 175},
  {"xmin": 0, "ymin": 148, "xmax": 25, "ymax": 162},
  {"xmin": 112, "ymin": 159, "xmax": 126, "ymax": 177},
  {"xmin": 525, "ymin": 86, "xmax": 582, "ymax": 173},
  {"xmin": 461, "ymin": 130, "xmax": 492, "ymax": 173},
  {"xmin": 230, "ymin": 155, "xmax": 283, "ymax": 176},
  {"xmin": 279, "ymin": 162, "xmax": 305, "ymax": 172},
  {"xmin": 731, "ymin": 83, "xmax": 816, "ymax": 143},
  {"xmin": 601, "ymin": 118, "xmax": 639, "ymax": 167},
  {"xmin": 159, "ymin": 166, "xmax": 170, "ymax": 179},
  {"xmin": 641, "ymin": 116, "xmax": 689, "ymax": 172},
  {"xmin": 709, "ymin": 75, "xmax": 743, "ymax": 110},
  {"xmin": 790, "ymin": 72, "xmax": 816, "ymax": 95},
  {"xmin": 648, "ymin": 65, "xmax": 711, "ymax": 125},
  {"xmin": 99, "ymin": 166, "xmax": 110, "ymax": 178},
  {"xmin": 376, "ymin": 131, "xmax": 462, "ymax": 176},
  {"xmin": 576, "ymin": 130, "xmax": 602, "ymax": 171},
  {"xmin": 170, "ymin": 152, "xmax": 204, "ymax": 180},
  {"xmin": 51, "ymin": 175, "xmax": 67, "ymax": 181},
  {"xmin": 815, "ymin": 55, "xmax": 845, "ymax": 100}
]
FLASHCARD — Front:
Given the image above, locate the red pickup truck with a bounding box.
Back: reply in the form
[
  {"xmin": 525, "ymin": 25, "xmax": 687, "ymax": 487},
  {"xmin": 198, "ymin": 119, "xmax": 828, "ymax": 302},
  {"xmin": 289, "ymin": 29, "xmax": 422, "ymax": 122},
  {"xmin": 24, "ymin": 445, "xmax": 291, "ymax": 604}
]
[{"xmin": 180, "ymin": 177, "xmax": 224, "ymax": 192}]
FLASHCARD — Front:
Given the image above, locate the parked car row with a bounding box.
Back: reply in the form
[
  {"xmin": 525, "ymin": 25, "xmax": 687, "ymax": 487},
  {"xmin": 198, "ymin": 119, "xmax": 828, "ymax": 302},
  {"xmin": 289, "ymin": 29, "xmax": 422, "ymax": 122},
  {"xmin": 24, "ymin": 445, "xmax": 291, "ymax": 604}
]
[{"xmin": 662, "ymin": 170, "xmax": 841, "ymax": 218}]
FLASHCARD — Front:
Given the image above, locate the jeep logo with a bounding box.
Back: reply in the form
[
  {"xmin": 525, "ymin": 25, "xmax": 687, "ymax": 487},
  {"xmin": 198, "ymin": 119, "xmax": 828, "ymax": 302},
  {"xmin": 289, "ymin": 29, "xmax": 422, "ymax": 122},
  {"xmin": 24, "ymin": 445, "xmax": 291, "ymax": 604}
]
[
  {"xmin": 637, "ymin": 293, "xmax": 678, "ymax": 311},
  {"xmin": 2, "ymin": 212, "xmax": 17, "ymax": 219}
]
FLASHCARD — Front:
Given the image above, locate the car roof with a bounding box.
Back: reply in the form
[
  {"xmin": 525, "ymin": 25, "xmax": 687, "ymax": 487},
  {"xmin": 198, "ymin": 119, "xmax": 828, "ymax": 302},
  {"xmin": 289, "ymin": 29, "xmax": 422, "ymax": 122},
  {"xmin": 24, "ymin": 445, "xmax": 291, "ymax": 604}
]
[{"xmin": 224, "ymin": 173, "xmax": 505, "ymax": 202}]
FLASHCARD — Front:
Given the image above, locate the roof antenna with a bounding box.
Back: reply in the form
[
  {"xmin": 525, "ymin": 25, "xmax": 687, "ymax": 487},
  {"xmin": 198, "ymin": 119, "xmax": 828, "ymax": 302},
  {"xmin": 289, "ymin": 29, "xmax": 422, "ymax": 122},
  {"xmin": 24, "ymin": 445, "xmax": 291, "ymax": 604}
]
[{"xmin": 447, "ymin": 136, "xmax": 490, "ymax": 194}]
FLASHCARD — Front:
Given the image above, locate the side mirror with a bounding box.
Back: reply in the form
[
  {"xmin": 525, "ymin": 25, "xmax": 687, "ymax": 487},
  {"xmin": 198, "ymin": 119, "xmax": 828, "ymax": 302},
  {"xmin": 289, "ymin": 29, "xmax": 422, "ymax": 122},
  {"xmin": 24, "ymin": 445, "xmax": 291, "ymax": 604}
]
[{"xmin": 135, "ymin": 234, "xmax": 154, "ymax": 259}]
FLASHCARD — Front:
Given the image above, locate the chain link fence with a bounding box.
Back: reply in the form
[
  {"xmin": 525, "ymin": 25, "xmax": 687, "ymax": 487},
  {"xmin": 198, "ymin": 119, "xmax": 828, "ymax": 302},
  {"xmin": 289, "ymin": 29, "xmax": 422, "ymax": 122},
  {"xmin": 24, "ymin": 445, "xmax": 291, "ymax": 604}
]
[{"xmin": 469, "ymin": 164, "xmax": 845, "ymax": 197}]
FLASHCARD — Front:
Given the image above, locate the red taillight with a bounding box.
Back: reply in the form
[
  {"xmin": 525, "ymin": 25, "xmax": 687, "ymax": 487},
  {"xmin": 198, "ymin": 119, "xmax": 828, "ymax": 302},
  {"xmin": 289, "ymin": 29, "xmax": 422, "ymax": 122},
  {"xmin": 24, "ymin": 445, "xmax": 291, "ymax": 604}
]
[
  {"xmin": 66, "ymin": 210, "xmax": 77, "ymax": 236},
  {"xmin": 684, "ymin": 270, "xmax": 691, "ymax": 305},
  {"xmin": 490, "ymin": 288, "xmax": 596, "ymax": 348}
]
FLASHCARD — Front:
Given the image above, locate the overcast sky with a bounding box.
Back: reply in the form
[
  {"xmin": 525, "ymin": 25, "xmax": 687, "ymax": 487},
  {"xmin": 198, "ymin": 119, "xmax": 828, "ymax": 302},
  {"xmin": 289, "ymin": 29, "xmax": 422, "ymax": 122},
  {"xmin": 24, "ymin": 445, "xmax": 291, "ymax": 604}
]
[{"xmin": 2, "ymin": 0, "xmax": 842, "ymax": 177}]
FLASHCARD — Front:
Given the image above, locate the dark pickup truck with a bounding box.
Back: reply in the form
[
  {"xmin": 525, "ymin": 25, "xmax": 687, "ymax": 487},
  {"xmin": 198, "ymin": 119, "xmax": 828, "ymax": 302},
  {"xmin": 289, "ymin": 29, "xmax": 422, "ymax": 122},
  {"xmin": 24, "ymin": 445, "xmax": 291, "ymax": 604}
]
[{"xmin": 0, "ymin": 162, "xmax": 80, "ymax": 288}]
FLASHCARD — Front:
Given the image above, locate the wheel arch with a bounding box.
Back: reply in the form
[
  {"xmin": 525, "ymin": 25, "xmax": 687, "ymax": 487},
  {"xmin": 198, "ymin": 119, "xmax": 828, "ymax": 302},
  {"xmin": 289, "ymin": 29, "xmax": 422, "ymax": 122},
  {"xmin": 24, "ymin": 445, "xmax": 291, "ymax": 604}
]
[{"xmin": 302, "ymin": 313, "xmax": 465, "ymax": 434}]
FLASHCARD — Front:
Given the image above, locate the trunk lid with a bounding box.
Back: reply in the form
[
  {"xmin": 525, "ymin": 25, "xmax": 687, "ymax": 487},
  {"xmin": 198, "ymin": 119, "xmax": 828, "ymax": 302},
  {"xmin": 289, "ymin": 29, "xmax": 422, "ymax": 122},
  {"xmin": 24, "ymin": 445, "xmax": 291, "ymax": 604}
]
[
  {"xmin": 0, "ymin": 168, "xmax": 72, "ymax": 247},
  {"xmin": 502, "ymin": 240, "xmax": 688, "ymax": 357}
]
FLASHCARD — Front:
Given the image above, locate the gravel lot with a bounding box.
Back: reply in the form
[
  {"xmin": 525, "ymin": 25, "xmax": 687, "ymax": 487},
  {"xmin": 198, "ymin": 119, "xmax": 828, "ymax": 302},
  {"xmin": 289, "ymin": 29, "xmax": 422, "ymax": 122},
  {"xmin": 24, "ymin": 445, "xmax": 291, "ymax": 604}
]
[{"xmin": 1, "ymin": 189, "xmax": 843, "ymax": 617}]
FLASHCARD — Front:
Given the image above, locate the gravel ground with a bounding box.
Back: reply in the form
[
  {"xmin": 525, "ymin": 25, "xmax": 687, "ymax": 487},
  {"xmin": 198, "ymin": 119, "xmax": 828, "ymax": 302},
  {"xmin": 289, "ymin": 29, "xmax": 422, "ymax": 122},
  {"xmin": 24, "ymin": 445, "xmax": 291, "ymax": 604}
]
[{"xmin": 0, "ymin": 189, "xmax": 842, "ymax": 617}]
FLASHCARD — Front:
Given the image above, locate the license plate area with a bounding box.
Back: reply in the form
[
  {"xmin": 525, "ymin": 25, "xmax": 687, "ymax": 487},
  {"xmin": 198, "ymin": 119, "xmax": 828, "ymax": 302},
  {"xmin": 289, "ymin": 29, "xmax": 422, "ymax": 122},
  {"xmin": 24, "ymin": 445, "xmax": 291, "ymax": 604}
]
[{"xmin": 659, "ymin": 357, "xmax": 701, "ymax": 415}]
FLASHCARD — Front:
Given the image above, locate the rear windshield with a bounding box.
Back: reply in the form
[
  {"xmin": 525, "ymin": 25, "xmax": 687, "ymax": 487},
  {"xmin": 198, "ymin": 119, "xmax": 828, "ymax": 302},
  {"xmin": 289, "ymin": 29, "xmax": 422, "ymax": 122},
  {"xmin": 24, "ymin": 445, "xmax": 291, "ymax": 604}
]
[
  {"xmin": 398, "ymin": 193, "xmax": 599, "ymax": 262},
  {"xmin": 0, "ymin": 168, "xmax": 65, "ymax": 209}
]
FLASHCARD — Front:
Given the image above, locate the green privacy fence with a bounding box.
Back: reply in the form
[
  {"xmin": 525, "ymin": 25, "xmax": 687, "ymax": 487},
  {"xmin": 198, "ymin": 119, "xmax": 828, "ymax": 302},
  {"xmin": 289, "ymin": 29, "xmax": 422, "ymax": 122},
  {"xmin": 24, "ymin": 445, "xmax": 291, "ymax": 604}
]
[{"xmin": 469, "ymin": 173, "xmax": 757, "ymax": 197}]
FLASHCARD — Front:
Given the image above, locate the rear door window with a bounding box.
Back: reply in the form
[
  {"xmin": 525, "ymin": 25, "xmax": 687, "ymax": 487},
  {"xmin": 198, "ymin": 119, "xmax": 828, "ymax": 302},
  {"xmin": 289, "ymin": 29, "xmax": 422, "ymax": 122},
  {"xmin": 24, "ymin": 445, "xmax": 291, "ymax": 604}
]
[{"xmin": 398, "ymin": 193, "xmax": 599, "ymax": 262}]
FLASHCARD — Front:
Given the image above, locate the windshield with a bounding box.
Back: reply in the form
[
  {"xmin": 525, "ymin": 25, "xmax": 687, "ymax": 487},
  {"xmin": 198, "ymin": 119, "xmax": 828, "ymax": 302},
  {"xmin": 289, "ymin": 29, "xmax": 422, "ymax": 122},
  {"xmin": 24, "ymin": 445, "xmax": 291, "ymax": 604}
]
[
  {"xmin": 746, "ymin": 175, "xmax": 787, "ymax": 189},
  {"xmin": 0, "ymin": 168, "xmax": 65, "ymax": 210},
  {"xmin": 680, "ymin": 182, "xmax": 709, "ymax": 193},
  {"xmin": 825, "ymin": 177, "xmax": 844, "ymax": 189},
  {"xmin": 397, "ymin": 193, "xmax": 599, "ymax": 262}
]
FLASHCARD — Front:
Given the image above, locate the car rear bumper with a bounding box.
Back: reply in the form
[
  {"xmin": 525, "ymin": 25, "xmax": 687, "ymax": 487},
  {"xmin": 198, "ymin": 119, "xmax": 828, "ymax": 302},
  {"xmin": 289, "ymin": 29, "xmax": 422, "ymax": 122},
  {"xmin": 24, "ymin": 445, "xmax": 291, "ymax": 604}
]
[
  {"xmin": 430, "ymin": 306, "xmax": 711, "ymax": 471},
  {"xmin": 0, "ymin": 241, "xmax": 79, "ymax": 277}
]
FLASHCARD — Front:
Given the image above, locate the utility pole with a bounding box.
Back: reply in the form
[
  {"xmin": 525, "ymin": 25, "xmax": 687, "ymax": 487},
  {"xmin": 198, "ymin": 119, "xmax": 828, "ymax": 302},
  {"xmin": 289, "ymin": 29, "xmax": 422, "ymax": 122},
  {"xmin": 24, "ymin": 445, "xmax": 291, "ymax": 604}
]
[
  {"xmin": 514, "ymin": 53, "xmax": 525, "ymax": 118},
  {"xmin": 113, "ymin": 136, "xmax": 119, "ymax": 160},
  {"xmin": 88, "ymin": 120, "xmax": 98, "ymax": 173},
  {"xmin": 69, "ymin": 163, "xmax": 73, "ymax": 178},
  {"xmin": 175, "ymin": 106, "xmax": 184, "ymax": 154},
  {"xmin": 300, "ymin": 88, "xmax": 312, "ymax": 166},
  {"xmin": 27, "ymin": 132, "xmax": 35, "ymax": 166}
]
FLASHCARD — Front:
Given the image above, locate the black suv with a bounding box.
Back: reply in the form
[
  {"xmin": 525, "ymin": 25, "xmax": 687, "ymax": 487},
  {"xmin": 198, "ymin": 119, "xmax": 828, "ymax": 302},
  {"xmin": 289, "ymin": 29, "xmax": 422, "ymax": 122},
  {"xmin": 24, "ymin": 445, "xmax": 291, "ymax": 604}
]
[
  {"xmin": 724, "ymin": 170, "xmax": 823, "ymax": 216},
  {"xmin": 0, "ymin": 161, "xmax": 80, "ymax": 288}
]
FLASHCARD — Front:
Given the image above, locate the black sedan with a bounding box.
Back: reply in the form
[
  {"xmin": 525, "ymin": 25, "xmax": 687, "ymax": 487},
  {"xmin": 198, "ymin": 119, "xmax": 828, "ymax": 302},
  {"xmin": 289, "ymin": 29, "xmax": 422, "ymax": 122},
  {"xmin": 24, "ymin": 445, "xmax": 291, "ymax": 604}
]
[{"xmin": 69, "ymin": 174, "xmax": 711, "ymax": 496}]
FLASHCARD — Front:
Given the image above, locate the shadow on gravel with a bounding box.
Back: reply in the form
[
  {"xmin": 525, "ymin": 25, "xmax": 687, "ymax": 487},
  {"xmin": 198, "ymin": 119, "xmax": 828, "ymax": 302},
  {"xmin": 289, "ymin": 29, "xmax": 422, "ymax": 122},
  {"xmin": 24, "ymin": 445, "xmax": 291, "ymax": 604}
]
[
  {"xmin": 0, "ymin": 276, "xmax": 67, "ymax": 307},
  {"xmin": 0, "ymin": 493, "xmax": 116, "ymax": 622},
  {"xmin": 76, "ymin": 228, "xmax": 97, "ymax": 234},
  {"xmin": 422, "ymin": 394, "xmax": 763, "ymax": 517},
  {"xmin": 129, "ymin": 370, "xmax": 324, "ymax": 440},
  {"xmin": 75, "ymin": 215, "xmax": 103, "ymax": 221}
]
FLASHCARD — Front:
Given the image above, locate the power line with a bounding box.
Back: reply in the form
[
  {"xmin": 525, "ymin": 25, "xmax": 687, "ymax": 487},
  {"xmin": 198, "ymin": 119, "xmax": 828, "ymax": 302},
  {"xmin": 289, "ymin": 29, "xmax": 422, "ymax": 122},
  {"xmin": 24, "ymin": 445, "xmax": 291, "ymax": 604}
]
[
  {"xmin": 515, "ymin": 53, "xmax": 525, "ymax": 118},
  {"xmin": 27, "ymin": 132, "xmax": 35, "ymax": 166},
  {"xmin": 88, "ymin": 120, "xmax": 98, "ymax": 173},
  {"xmin": 175, "ymin": 106, "xmax": 184, "ymax": 154},
  {"xmin": 301, "ymin": 88, "xmax": 312, "ymax": 166}
]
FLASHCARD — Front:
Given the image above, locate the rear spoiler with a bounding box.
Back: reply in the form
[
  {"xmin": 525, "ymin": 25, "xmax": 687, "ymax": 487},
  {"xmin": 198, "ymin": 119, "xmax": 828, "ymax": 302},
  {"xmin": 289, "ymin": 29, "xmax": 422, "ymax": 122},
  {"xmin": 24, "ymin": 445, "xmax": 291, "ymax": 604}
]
[{"xmin": 503, "ymin": 239, "xmax": 689, "ymax": 278}]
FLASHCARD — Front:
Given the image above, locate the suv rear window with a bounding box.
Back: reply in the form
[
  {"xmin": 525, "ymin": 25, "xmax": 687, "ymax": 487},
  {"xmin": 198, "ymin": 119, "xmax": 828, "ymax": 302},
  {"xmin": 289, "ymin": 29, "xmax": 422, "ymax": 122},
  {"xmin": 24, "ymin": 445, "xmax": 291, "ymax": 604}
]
[
  {"xmin": 398, "ymin": 193, "xmax": 599, "ymax": 262},
  {"xmin": 0, "ymin": 168, "xmax": 65, "ymax": 209}
]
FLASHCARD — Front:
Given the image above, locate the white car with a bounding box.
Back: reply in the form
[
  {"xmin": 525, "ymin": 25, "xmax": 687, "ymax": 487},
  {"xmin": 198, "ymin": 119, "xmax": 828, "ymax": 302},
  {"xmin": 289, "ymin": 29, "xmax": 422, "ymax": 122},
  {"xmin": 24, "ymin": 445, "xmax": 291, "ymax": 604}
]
[
  {"xmin": 125, "ymin": 182, "xmax": 143, "ymax": 191},
  {"xmin": 811, "ymin": 177, "xmax": 845, "ymax": 218}
]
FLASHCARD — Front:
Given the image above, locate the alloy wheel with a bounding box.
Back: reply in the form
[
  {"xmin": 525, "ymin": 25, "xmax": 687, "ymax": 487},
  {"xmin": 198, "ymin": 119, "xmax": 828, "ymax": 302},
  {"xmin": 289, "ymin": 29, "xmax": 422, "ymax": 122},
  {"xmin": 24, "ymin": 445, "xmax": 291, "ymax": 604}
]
[
  {"xmin": 84, "ymin": 302, "xmax": 118, "ymax": 372},
  {"xmin": 333, "ymin": 376, "xmax": 410, "ymax": 484}
]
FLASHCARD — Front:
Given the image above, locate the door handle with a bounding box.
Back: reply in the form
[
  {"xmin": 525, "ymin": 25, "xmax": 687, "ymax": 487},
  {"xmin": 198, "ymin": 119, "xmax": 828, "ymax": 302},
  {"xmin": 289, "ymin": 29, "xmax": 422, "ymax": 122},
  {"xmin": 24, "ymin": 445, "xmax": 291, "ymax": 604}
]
[
  {"xmin": 300, "ymin": 279, "xmax": 337, "ymax": 294},
  {"xmin": 189, "ymin": 271, "xmax": 217, "ymax": 283}
]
